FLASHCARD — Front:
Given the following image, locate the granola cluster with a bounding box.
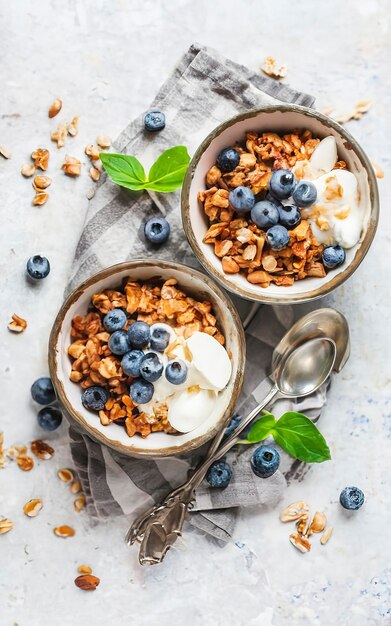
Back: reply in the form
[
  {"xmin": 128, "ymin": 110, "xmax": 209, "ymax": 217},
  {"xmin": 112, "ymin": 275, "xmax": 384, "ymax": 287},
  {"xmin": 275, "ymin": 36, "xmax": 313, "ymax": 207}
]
[
  {"xmin": 198, "ymin": 129, "xmax": 346, "ymax": 287},
  {"xmin": 67, "ymin": 277, "xmax": 224, "ymax": 438}
]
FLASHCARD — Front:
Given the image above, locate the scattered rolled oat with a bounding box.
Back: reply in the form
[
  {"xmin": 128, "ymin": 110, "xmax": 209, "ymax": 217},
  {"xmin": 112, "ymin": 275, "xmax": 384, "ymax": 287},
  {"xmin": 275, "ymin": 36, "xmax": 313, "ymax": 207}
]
[
  {"xmin": 32, "ymin": 192, "xmax": 49, "ymax": 206},
  {"xmin": 85, "ymin": 144, "xmax": 100, "ymax": 160},
  {"xmin": 70, "ymin": 481, "xmax": 82, "ymax": 494},
  {"xmin": 0, "ymin": 144, "xmax": 12, "ymax": 159},
  {"xmin": 30, "ymin": 439, "xmax": 54, "ymax": 460},
  {"xmin": 62, "ymin": 155, "xmax": 81, "ymax": 176},
  {"xmin": 327, "ymin": 99, "xmax": 373, "ymax": 124},
  {"xmin": 96, "ymin": 135, "xmax": 111, "ymax": 149},
  {"xmin": 67, "ymin": 116, "xmax": 79, "ymax": 137},
  {"xmin": 320, "ymin": 526, "xmax": 333, "ymax": 545},
  {"xmin": 58, "ymin": 468, "xmax": 74, "ymax": 483},
  {"xmin": 48, "ymin": 98, "xmax": 63, "ymax": 118},
  {"xmin": 33, "ymin": 175, "xmax": 52, "ymax": 190},
  {"xmin": 8, "ymin": 314, "xmax": 28, "ymax": 333},
  {"xmin": 289, "ymin": 532, "xmax": 311, "ymax": 553},
  {"xmin": 280, "ymin": 501, "xmax": 309, "ymax": 523},
  {"xmin": 77, "ymin": 565, "xmax": 92, "ymax": 574},
  {"xmin": 21, "ymin": 163, "xmax": 36, "ymax": 177},
  {"xmin": 74, "ymin": 574, "xmax": 100, "ymax": 591},
  {"xmin": 23, "ymin": 499, "xmax": 43, "ymax": 517},
  {"xmin": 74, "ymin": 495, "xmax": 86, "ymax": 513},
  {"xmin": 32, "ymin": 148, "xmax": 49, "ymax": 170},
  {"xmin": 0, "ymin": 518, "xmax": 13, "ymax": 534},
  {"xmin": 51, "ymin": 122, "xmax": 68, "ymax": 148},
  {"xmin": 89, "ymin": 166, "xmax": 100, "ymax": 182},
  {"xmin": 53, "ymin": 525, "xmax": 75, "ymax": 538},
  {"xmin": 261, "ymin": 56, "xmax": 287, "ymax": 79},
  {"xmin": 16, "ymin": 454, "xmax": 34, "ymax": 471}
]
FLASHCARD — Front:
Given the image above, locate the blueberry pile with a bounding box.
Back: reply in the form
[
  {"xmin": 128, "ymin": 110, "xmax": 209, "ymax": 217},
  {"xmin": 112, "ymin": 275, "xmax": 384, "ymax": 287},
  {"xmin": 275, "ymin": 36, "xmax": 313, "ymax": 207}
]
[
  {"xmin": 217, "ymin": 148, "xmax": 346, "ymax": 270},
  {"xmin": 31, "ymin": 376, "xmax": 63, "ymax": 431},
  {"xmin": 81, "ymin": 314, "xmax": 189, "ymax": 410}
]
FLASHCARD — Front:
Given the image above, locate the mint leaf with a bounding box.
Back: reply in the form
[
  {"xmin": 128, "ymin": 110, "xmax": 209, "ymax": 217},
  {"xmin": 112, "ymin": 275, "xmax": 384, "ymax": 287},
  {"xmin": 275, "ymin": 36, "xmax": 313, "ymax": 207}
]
[
  {"xmin": 100, "ymin": 153, "xmax": 147, "ymax": 191},
  {"xmin": 271, "ymin": 412, "xmax": 331, "ymax": 463},
  {"xmin": 146, "ymin": 146, "xmax": 190, "ymax": 192},
  {"xmin": 246, "ymin": 413, "xmax": 276, "ymax": 443}
]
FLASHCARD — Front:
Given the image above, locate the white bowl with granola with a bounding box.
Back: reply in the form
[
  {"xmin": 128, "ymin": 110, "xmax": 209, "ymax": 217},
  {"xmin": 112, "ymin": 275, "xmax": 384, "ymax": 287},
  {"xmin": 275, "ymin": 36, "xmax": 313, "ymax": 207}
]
[
  {"xmin": 182, "ymin": 104, "xmax": 379, "ymax": 303},
  {"xmin": 49, "ymin": 260, "xmax": 245, "ymax": 458}
]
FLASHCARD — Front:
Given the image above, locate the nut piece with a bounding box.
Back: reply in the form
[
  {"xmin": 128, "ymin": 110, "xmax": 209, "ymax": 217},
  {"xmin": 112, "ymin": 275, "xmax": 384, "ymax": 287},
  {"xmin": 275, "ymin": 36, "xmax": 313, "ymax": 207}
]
[
  {"xmin": 21, "ymin": 163, "xmax": 36, "ymax": 177},
  {"xmin": 85, "ymin": 144, "xmax": 100, "ymax": 160},
  {"xmin": 0, "ymin": 145, "xmax": 12, "ymax": 159},
  {"xmin": 33, "ymin": 175, "xmax": 52, "ymax": 190},
  {"xmin": 296, "ymin": 514, "xmax": 309, "ymax": 536},
  {"xmin": 53, "ymin": 525, "xmax": 75, "ymax": 538},
  {"xmin": 8, "ymin": 314, "xmax": 28, "ymax": 333},
  {"xmin": 23, "ymin": 499, "xmax": 43, "ymax": 517},
  {"xmin": 89, "ymin": 166, "xmax": 100, "ymax": 182},
  {"xmin": 62, "ymin": 155, "xmax": 81, "ymax": 176},
  {"xmin": 77, "ymin": 565, "xmax": 92, "ymax": 574},
  {"xmin": 96, "ymin": 135, "xmax": 111, "ymax": 149},
  {"xmin": 58, "ymin": 468, "xmax": 74, "ymax": 483},
  {"xmin": 280, "ymin": 501, "xmax": 310, "ymax": 523},
  {"xmin": 320, "ymin": 526, "xmax": 333, "ymax": 545},
  {"xmin": 74, "ymin": 574, "xmax": 100, "ymax": 591},
  {"xmin": 51, "ymin": 122, "xmax": 68, "ymax": 148},
  {"xmin": 262, "ymin": 56, "xmax": 287, "ymax": 79},
  {"xmin": 30, "ymin": 439, "xmax": 54, "ymax": 460},
  {"xmin": 67, "ymin": 116, "xmax": 79, "ymax": 137},
  {"xmin": 48, "ymin": 98, "xmax": 63, "ymax": 118},
  {"xmin": 33, "ymin": 193, "xmax": 49, "ymax": 206},
  {"xmin": 307, "ymin": 511, "xmax": 327, "ymax": 535},
  {"xmin": 70, "ymin": 481, "xmax": 82, "ymax": 494},
  {"xmin": 289, "ymin": 532, "xmax": 311, "ymax": 553},
  {"xmin": 74, "ymin": 495, "xmax": 86, "ymax": 513},
  {"xmin": 16, "ymin": 454, "xmax": 34, "ymax": 471},
  {"xmin": 0, "ymin": 518, "xmax": 13, "ymax": 534},
  {"xmin": 32, "ymin": 148, "xmax": 49, "ymax": 170}
]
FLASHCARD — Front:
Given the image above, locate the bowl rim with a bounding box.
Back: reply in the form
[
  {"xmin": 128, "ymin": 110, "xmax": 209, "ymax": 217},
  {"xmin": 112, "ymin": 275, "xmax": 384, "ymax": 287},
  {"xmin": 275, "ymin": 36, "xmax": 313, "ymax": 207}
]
[
  {"xmin": 48, "ymin": 259, "xmax": 246, "ymax": 458},
  {"xmin": 181, "ymin": 103, "xmax": 379, "ymax": 304}
]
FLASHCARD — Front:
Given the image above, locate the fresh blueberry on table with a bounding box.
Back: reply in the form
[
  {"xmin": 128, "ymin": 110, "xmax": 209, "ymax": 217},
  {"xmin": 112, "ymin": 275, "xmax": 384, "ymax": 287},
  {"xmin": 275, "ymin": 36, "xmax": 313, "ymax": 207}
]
[
  {"xmin": 108, "ymin": 330, "xmax": 130, "ymax": 355},
  {"xmin": 121, "ymin": 350, "xmax": 145, "ymax": 377},
  {"xmin": 229, "ymin": 186, "xmax": 255, "ymax": 213},
  {"xmin": 144, "ymin": 110, "xmax": 166, "ymax": 132},
  {"xmin": 140, "ymin": 353, "xmax": 164, "ymax": 382},
  {"xmin": 165, "ymin": 359, "xmax": 188, "ymax": 385},
  {"xmin": 144, "ymin": 216, "xmax": 170, "ymax": 245},
  {"xmin": 26, "ymin": 255, "xmax": 50, "ymax": 280},
  {"xmin": 268, "ymin": 169, "xmax": 297, "ymax": 199},
  {"xmin": 37, "ymin": 406, "xmax": 63, "ymax": 431},
  {"xmin": 292, "ymin": 180, "xmax": 317, "ymax": 207},
  {"xmin": 206, "ymin": 460, "xmax": 232, "ymax": 488},
  {"xmin": 266, "ymin": 224, "xmax": 290, "ymax": 250},
  {"xmin": 81, "ymin": 386, "xmax": 109, "ymax": 411},
  {"xmin": 322, "ymin": 245, "xmax": 346, "ymax": 269},
  {"xmin": 31, "ymin": 377, "xmax": 56, "ymax": 405},
  {"xmin": 216, "ymin": 147, "xmax": 240, "ymax": 173},
  {"xmin": 129, "ymin": 379, "xmax": 154, "ymax": 404},
  {"xmin": 224, "ymin": 414, "xmax": 242, "ymax": 437},
  {"xmin": 250, "ymin": 445, "xmax": 280, "ymax": 478},
  {"xmin": 340, "ymin": 486, "xmax": 365, "ymax": 510},
  {"xmin": 103, "ymin": 308, "xmax": 127, "ymax": 332},
  {"xmin": 278, "ymin": 204, "xmax": 302, "ymax": 230},
  {"xmin": 150, "ymin": 324, "xmax": 171, "ymax": 352},
  {"xmin": 250, "ymin": 200, "xmax": 279, "ymax": 229},
  {"xmin": 127, "ymin": 321, "xmax": 151, "ymax": 349}
]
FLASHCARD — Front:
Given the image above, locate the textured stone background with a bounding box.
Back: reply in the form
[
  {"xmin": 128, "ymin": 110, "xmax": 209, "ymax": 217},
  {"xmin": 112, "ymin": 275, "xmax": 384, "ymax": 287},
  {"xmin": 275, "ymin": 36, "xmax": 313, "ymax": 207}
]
[{"xmin": 0, "ymin": 1, "xmax": 390, "ymax": 624}]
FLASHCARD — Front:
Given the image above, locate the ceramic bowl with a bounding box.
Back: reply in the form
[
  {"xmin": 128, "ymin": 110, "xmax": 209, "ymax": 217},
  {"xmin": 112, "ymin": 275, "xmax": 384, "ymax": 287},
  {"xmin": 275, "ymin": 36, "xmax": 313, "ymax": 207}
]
[
  {"xmin": 182, "ymin": 104, "xmax": 379, "ymax": 304},
  {"xmin": 48, "ymin": 260, "xmax": 245, "ymax": 458}
]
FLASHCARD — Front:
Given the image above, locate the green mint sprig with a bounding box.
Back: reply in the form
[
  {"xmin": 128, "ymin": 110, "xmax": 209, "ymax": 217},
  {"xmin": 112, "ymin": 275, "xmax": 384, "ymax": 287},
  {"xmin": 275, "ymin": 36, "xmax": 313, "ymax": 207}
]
[
  {"xmin": 240, "ymin": 410, "xmax": 331, "ymax": 463},
  {"xmin": 100, "ymin": 146, "xmax": 190, "ymax": 193}
]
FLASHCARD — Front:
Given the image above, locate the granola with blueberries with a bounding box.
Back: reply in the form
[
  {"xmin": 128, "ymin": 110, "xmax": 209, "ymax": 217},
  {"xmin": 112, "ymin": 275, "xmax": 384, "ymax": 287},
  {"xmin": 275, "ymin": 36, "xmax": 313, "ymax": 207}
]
[
  {"xmin": 198, "ymin": 131, "xmax": 365, "ymax": 287},
  {"xmin": 67, "ymin": 278, "xmax": 232, "ymax": 438}
]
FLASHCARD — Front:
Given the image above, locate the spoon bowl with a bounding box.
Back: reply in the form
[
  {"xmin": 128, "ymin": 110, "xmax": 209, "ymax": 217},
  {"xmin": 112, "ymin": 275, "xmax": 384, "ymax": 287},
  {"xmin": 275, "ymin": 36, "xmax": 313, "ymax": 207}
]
[{"xmin": 276, "ymin": 337, "xmax": 336, "ymax": 397}]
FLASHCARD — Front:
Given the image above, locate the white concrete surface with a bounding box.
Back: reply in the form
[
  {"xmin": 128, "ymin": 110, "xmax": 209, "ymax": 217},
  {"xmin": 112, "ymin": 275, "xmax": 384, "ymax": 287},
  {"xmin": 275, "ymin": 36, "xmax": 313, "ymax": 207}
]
[{"xmin": 0, "ymin": 1, "xmax": 390, "ymax": 624}]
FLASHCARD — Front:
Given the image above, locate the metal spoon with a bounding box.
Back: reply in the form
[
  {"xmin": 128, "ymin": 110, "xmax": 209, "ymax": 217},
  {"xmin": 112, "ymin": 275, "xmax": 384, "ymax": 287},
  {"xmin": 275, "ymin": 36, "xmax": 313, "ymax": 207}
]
[{"xmin": 128, "ymin": 337, "xmax": 336, "ymax": 563}]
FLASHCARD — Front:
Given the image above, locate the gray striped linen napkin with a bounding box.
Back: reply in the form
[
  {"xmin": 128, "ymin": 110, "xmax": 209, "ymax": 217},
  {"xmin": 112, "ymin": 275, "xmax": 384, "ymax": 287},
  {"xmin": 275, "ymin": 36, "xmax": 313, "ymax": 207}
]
[{"xmin": 65, "ymin": 43, "xmax": 325, "ymax": 543}]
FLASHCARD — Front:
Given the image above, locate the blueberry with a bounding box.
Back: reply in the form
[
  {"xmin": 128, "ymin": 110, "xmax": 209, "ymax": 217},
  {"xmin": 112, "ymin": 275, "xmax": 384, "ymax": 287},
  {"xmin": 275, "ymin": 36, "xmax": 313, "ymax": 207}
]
[
  {"xmin": 140, "ymin": 353, "xmax": 163, "ymax": 382},
  {"xmin": 81, "ymin": 386, "xmax": 109, "ymax": 411},
  {"xmin": 144, "ymin": 110, "xmax": 166, "ymax": 132},
  {"xmin": 292, "ymin": 181, "xmax": 317, "ymax": 207},
  {"xmin": 265, "ymin": 191, "xmax": 283, "ymax": 208},
  {"xmin": 322, "ymin": 245, "xmax": 346, "ymax": 269},
  {"xmin": 144, "ymin": 216, "xmax": 170, "ymax": 245},
  {"xmin": 205, "ymin": 460, "xmax": 232, "ymax": 488},
  {"xmin": 127, "ymin": 321, "xmax": 151, "ymax": 349},
  {"xmin": 266, "ymin": 224, "xmax": 290, "ymax": 251},
  {"xmin": 26, "ymin": 255, "xmax": 50, "ymax": 280},
  {"xmin": 121, "ymin": 350, "xmax": 145, "ymax": 377},
  {"xmin": 31, "ymin": 377, "xmax": 56, "ymax": 405},
  {"xmin": 278, "ymin": 204, "xmax": 301, "ymax": 230},
  {"xmin": 216, "ymin": 147, "xmax": 240, "ymax": 173},
  {"xmin": 268, "ymin": 169, "xmax": 297, "ymax": 199},
  {"xmin": 250, "ymin": 445, "xmax": 280, "ymax": 478},
  {"xmin": 150, "ymin": 324, "xmax": 170, "ymax": 352},
  {"xmin": 229, "ymin": 186, "xmax": 255, "ymax": 213},
  {"xmin": 108, "ymin": 330, "xmax": 130, "ymax": 355},
  {"xmin": 37, "ymin": 406, "xmax": 62, "ymax": 431},
  {"xmin": 250, "ymin": 200, "xmax": 279, "ymax": 230},
  {"xmin": 340, "ymin": 486, "xmax": 365, "ymax": 510},
  {"xmin": 165, "ymin": 359, "xmax": 188, "ymax": 385},
  {"xmin": 224, "ymin": 414, "xmax": 242, "ymax": 437},
  {"xmin": 129, "ymin": 379, "xmax": 154, "ymax": 404},
  {"xmin": 103, "ymin": 308, "xmax": 127, "ymax": 332}
]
